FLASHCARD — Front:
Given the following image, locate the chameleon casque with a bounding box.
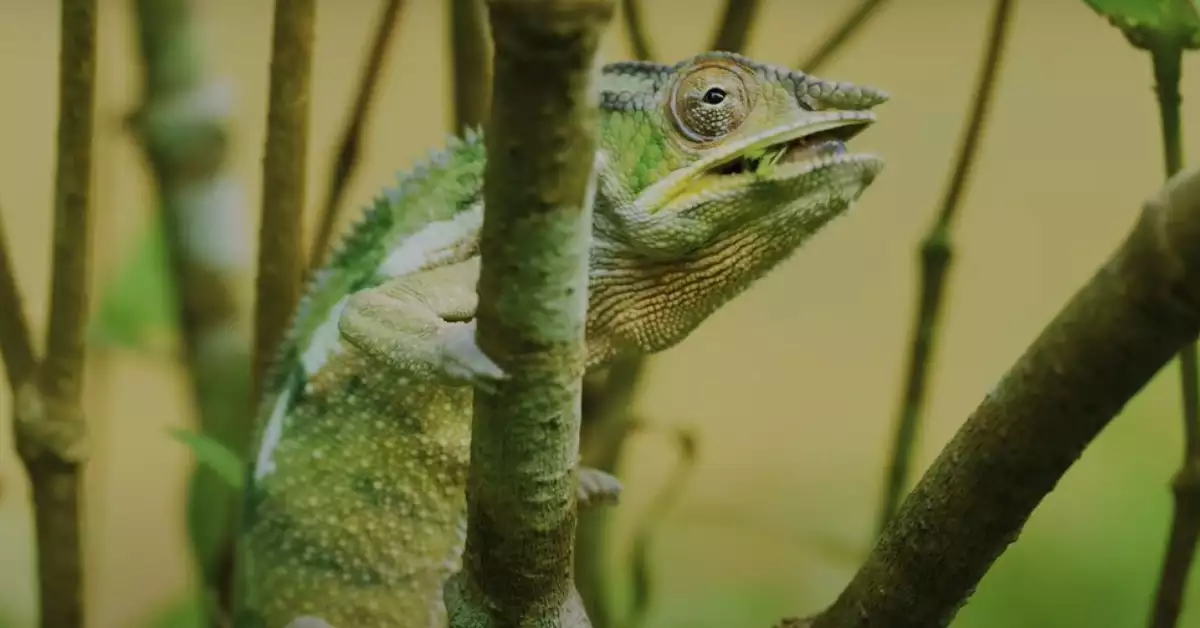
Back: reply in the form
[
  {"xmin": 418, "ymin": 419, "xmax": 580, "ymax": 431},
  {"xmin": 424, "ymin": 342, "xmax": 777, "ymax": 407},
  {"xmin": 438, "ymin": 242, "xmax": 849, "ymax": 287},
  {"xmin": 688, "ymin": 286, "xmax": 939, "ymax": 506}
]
[{"xmin": 236, "ymin": 51, "xmax": 887, "ymax": 628}]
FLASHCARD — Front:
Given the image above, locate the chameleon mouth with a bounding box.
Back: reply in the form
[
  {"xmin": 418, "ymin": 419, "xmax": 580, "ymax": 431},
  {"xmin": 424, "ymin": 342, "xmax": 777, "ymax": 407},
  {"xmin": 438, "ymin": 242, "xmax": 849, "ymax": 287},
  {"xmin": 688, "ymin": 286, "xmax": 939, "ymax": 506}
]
[{"xmin": 711, "ymin": 124, "xmax": 869, "ymax": 177}]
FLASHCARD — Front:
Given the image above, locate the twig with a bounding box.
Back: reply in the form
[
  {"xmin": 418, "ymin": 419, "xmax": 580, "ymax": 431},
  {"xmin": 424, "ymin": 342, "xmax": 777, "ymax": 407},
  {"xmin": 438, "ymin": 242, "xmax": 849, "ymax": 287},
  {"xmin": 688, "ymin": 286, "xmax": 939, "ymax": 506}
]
[
  {"xmin": 624, "ymin": 421, "xmax": 696, "ymax": 628},
  {"xmin": 449, "ymin": 0, "xmax": 492, "ymax": 135},
  {"xmin": 797, "ymin": 0, "xmax": 891, "ymax": 73},
  {"xmin": 802, "ymin": 163, "xmax": 1200, "ymax": 627},
  {"xmin": 707, "ymin": 0, "xmax": 760, "ymax": 54},
  {"xmin": 443, "ymin": 1, "xmax": 614, "ymax": 625},
  {"xmin": 0, "ymin": 214, "xmax": 35, "ymax": 391},
  {"xmin": 308, "ymin": 0, "xmax": 405, "ymax": 270},
  {"xmin": 575, "ymin": 356, "xmax": 645, "ymax": 628},
  {"xmin": 254, "ymin": 0, "xmax": 314, "ymax": 398},
  {"xmin": 13, "ymin": 1, "xmax": 98, "ymax": 627},
  {"xmin": 1147, "ymin": 39, "xmax": 1200, "ymax": 628},
  {"xmin": 127, "ymin": 0, "xmax": 255, "ymax": 621},
  {"xmin": 875, "ymin": 0, "xmax": 1014, "ymax": 535},
  {"xmin": 618, "ymin": 0, "xmax": 653, "ymax": 61}
]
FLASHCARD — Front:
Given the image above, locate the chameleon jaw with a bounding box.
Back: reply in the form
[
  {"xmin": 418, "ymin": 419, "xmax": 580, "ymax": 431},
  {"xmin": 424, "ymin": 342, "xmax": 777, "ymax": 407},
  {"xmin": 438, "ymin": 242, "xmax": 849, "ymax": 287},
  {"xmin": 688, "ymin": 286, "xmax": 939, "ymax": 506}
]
[{"xmin": 638, "ymin": 111, "xmax": 877, "ymax": 214}]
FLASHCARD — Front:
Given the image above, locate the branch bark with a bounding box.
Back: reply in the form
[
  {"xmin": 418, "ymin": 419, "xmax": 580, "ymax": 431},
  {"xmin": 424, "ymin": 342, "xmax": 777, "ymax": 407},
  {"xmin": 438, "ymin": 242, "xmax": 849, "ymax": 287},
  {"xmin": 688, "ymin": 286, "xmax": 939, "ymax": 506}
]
[
  {"xmin": 0, "ymin": 213, "xmax": 36, "ymax": 392},
  {"xmin": 443, "ymin": 1, "xmax": 614, "ymax": 626},
  {"xmin": 796, "ymin": 164, "xmax": 1200, "ymax": 627},
  {"xmin": 449, "ymin": 0, "xmax": 492, "ymax": 135},
  {"xmin": 308, "ymin": 0, "xmax": 405, "ymax": 270},
  {"xmin": 127, "ymin": 0, "xmax": 254, "ymax": 621},
  {"xmin": 13, "ymin": 2, "xmax": 98, "ymax": 627},
  {"xmin": 254, "ymin": 0, "xmax": 314, "ymax": 398}
]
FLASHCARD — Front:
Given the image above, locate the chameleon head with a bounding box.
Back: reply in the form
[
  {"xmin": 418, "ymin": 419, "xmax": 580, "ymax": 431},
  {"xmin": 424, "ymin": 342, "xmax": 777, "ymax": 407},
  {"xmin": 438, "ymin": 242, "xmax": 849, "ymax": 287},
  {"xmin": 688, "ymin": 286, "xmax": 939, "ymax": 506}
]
[{"xmin": 587, "ymin": 52, "xmax": 887, "ymax": 361}]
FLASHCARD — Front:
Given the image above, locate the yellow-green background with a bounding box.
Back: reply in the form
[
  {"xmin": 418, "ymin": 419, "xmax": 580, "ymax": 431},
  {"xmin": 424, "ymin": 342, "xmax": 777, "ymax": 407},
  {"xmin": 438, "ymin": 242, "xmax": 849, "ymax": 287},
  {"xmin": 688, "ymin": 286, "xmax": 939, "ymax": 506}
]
[{"xmin": 2, "ymin": 0, "xmax": 1199, "ymax": 626}]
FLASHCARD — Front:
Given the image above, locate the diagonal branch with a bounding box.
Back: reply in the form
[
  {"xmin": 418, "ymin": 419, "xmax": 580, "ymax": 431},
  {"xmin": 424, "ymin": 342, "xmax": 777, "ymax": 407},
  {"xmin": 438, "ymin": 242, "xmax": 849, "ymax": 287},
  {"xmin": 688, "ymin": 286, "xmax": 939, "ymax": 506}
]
[
  {"xmin": 796, "ymin": 164, "xmax": 1200, "ymax": 627},
  {"xmin": 618, "ymin": 0, "xmax": 653, "ymax": 61},
  {"xmin": 0, "ymin": 213, "xmax": 36, "ymax": 392},
  {"xmin": 707, "ymin": 0, "xmax": 761, "ymax": 54},
  {"xmin": 14, "ymin": 2, "xmax": 99, "ymax": 628},
  {"xmin": 308, "ymin": 0, "xmax": 406, "ymax": 270},
  {"xmin": 797, "ymin": 0, "xmax": 892, "ymax": 73}
]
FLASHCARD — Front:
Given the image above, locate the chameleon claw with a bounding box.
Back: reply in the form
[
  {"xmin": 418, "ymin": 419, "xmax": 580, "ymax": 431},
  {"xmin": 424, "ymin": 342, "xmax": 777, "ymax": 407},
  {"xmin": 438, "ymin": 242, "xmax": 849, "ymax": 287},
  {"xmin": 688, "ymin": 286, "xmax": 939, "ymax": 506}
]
[
  {"xmin": 439, "ymin": 320, "xmax": 510, "ymax": 392},
  {"xmin": 577, "ymin": 466, "xmax": 622, "ymax": 509}
]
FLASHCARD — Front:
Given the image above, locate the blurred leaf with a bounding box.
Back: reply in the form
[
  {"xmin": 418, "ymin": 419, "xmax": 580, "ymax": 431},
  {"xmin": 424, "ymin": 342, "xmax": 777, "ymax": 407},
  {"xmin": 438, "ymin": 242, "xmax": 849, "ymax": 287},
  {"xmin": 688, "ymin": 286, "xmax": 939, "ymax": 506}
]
[
  {"xmin": 1081, "ymin": 0, "xmax": 1200, "ymax": 47},
  {"xmin": 90, "ymin": 219, "xmax": 176, "ymax": 352},
  {"xmin": 170, "ymin": 428, "xmax": 246, "ymax": 492}
]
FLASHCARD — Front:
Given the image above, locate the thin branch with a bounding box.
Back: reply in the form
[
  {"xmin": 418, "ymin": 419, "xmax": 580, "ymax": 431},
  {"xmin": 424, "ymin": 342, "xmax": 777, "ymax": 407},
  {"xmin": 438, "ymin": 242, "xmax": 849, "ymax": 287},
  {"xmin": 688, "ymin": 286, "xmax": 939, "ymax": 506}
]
[
  {"xmin": 449, "ymin": 0, "xmax": 492, "ymax": 135},
  {"xmin": 127, "ymin": 0, "xmax": 255, "ymax": 622},
  {"xmin": 875, "ymin": 0, "xmax": 1014, "ymax": 535},
  {"xmin": 1147, "ymin": 39, "xmax": 1200, "ymax": 628},
  {"xmin": 443, "ymin": 1, "xmax": 614, "ymax": 626},
  {"xmin": 624, "ymin": 421, "xmax": 696, "ymax": 628},
  {"xmin": 0, "ymin": 214, "xmax": 36, "ymax": 391},
  {"xmin": 575, "ymin": 356, "xmax": 646, "ymax": 628},
  {"xmin": 707, "ymin": 0, "xmax": 760, "ymax": 54},
  {"xmin": 308, "ymin": 0, "xmax": 405, "ymax": 270},
  {"xmin": 800, "ymin": 163, "xmax": 1200, "ymax": 627},
  {"xmin": 254, "ymin": 0, "xmax": 314, "ymax": 398},
  {"xmin": 619, "ymin": 0, "xmax": 653, "ymax": 61},
  {"xmin": 797, "ymin": 0, "xmax": 891, "ymax": 73},
  {"xmin": 14, "ymin": 1, "xmax": 98, "ymax": 627}
]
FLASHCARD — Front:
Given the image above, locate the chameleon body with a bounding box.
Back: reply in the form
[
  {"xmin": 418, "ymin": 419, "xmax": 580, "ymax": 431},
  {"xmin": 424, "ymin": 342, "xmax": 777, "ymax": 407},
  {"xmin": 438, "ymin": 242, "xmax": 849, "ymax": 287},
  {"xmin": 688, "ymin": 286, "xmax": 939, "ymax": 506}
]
[{"xmin": 236, "ymin": 51, "xmax": 887, "ymax": 628}]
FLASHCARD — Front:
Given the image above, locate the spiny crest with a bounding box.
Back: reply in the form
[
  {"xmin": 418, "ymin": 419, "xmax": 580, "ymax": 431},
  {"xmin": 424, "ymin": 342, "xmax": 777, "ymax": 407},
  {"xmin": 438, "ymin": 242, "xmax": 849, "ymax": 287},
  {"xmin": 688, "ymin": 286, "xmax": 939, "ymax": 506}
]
[{"xmin": 256, "ymin": 131, "xmax": 488, "ymax": 413}]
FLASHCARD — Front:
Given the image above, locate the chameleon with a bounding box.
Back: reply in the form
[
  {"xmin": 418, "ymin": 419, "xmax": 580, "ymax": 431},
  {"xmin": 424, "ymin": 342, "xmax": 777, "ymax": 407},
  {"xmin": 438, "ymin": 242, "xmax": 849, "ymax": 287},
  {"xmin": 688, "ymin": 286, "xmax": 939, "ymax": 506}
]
[{"xmin": 235, "ymin": 51, "xmax": 888, "ymax": 628}]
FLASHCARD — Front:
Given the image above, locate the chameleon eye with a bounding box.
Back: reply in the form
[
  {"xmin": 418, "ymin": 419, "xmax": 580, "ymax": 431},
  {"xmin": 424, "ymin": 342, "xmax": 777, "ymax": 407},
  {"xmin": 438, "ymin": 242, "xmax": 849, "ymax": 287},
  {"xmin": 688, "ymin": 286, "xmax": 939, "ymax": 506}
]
[{"xmin": 670, "ymin": 66, "xmax": 750, "ymax": 142}]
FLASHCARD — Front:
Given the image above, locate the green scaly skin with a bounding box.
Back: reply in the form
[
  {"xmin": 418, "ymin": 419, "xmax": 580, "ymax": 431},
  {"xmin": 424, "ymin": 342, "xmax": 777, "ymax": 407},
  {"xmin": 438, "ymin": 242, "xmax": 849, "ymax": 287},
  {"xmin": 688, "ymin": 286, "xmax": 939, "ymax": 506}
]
[{"xmin": 236, "ymin": 51, "xmax": 888, "ymax": 628}]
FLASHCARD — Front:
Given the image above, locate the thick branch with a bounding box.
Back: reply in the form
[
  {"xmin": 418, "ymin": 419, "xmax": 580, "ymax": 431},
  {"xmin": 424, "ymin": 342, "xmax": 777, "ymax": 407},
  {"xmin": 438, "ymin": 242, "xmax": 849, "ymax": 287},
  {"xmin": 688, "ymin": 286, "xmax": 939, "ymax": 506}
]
[
  {"xmin": 803, "ymin": 165, "xmax": 1200, "ymax": 627},
  {"xmin": 309, "ymin": 0, "xmax": 405, "ymax": 269},
  {"xmin": 449, "ymin": 0, "xmax": 492, "ymax": 134},
  {"xmin": 14, "ymin": 2, "xmax": 98, "ymax": 628},
  {"xmin": 254, "ymin": 0, "xmax": 314, "ymax": 398},
  {"xmin": 707, "ymin": 0, "xmax": 760, "ymax": 54},
  {"xmin": 444, "ymin": 1, "xmax": 613, "ymax": 626},
  {"xmin": 127, "ymin": 0, "xmax": 254, "ymax": 620}
]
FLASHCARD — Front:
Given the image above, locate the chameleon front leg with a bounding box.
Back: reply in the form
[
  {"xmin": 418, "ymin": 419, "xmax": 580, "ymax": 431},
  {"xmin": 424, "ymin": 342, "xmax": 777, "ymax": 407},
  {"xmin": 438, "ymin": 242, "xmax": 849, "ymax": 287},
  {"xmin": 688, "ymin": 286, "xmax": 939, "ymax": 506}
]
[{"xmin": 339, "ymin": 257, "xmax": 623, "ymax": 502}]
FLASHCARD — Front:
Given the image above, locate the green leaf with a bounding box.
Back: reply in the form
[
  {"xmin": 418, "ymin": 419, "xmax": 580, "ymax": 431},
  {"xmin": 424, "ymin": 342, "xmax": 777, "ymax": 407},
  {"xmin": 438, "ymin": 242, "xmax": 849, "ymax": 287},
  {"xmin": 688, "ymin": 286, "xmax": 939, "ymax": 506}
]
[
  {"xmin": 169, "ymin": 427, "xmax": 246, "ymax": 492},
  {"xmin": 90, "ymin": 218, "xmax": 176, "ymax": 352},
  {"xmin": 1080, "ymin": 0, "xmax": 1200, "ymax": 48}
]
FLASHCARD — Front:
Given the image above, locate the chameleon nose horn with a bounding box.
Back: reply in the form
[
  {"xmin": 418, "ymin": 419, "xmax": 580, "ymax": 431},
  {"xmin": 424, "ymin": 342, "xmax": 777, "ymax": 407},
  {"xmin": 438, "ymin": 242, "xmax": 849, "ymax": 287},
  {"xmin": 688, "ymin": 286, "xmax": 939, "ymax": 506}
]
[{"xmin": 799, "ymin": 76, "xmax": 890, "ymax": 110}]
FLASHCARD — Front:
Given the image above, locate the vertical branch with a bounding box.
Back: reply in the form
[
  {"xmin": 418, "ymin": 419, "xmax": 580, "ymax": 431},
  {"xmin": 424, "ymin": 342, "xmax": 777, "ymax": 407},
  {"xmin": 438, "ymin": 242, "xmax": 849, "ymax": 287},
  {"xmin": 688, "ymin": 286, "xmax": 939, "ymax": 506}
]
[
  {"xmin": 449, "ymin": 0, "xmax": 492, "ymax": 135},
  {"xmin": 1147, "ymin": 40, "xmax": 1200, "ymax": 628},
  {"xmin": 127, "ymin": 0, "xmax": 254, "ymax": 621},
  {"xmin": 308, "ymin": 0, "xmax": 405, "ymax": 270},
  {"xmin": 13, "ymin": 1, "xmax": 98, "ymax": 627},
  {"xmin": 618, "ymin": 0, "xmax": 653, "ymax": 61},
  {"xmin": 255, "ymin": 0, "xmax": 314, "ymax": 397},
  {"xmin": 875, "ymin": 0, "xmax": 1014, "ymax": 535},
  {"xmin": 796, "ymin": 0, "xmax": 891, "ymax": 73},
  {"xmin": 443, "ymin": 1, "xmax": 614, "ymax": 626},
  {"xmin": 707, "ymin": 0, "xmax": 760, "ymax": 53},
  {"xmin": 0, "ymin": 214, "xmax": 36, "ymax": 392}
]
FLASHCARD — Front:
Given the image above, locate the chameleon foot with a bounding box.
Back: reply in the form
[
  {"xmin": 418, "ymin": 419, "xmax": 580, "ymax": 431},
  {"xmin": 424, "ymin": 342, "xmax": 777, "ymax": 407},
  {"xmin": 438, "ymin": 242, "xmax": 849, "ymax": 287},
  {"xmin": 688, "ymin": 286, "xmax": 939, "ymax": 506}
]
[
  {"xmin": 439, "ymin": 320, "xmax": 509, "ymax": 393},
  {"xmin": 578, "ymin": 466, "xmax": 622, "ymax": 509}
]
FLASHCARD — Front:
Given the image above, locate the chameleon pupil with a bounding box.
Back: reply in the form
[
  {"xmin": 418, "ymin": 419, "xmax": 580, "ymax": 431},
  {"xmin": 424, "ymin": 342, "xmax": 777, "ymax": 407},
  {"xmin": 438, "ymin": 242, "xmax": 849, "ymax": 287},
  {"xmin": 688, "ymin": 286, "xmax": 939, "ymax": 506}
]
[{"xmin": 702, "ymin": 87, "xmax": 726, "ymax": 104}]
